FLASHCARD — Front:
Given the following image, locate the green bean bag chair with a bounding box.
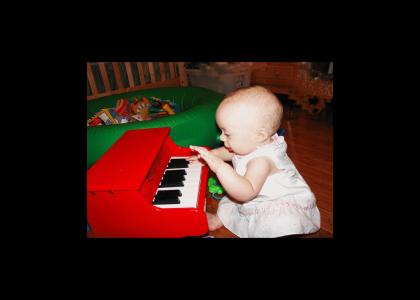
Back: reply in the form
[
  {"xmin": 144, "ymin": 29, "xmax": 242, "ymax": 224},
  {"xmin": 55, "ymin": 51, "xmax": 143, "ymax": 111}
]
[{"xmin": 87, "ymin": 87, "xmax": 224, "ymax": 169}]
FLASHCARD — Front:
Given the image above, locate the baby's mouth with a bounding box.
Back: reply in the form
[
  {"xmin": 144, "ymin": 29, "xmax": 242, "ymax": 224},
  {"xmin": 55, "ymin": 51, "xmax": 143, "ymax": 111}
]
[{"xmin": 225, "ymin": 146, "xmax": 233, "ymax": 152}]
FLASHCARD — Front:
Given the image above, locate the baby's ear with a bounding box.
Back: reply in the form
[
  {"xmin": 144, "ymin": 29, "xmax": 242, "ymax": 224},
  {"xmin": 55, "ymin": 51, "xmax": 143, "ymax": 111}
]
[{"xmin": 255, "ymin": 127, "xmax": 269, "ymax": 142}]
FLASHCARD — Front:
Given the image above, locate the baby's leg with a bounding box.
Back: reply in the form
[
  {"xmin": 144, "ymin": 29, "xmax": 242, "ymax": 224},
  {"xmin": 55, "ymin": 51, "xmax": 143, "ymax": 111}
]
[{"xmin": 206, "ymin": 212, "xmax": 223, "ymax": 231}]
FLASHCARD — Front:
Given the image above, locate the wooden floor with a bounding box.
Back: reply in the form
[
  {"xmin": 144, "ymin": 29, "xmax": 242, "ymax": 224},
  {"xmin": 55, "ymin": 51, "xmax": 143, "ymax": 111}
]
[{"xmin": 206, "ymin": 106, "xmax": 333, "ymax": 238}]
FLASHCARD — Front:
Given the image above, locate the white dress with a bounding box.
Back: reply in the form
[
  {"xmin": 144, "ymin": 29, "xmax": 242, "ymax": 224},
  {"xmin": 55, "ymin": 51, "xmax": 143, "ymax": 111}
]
[{"xmin": 217, "ymin": 133, "xmax": 321, "ymax": 238}]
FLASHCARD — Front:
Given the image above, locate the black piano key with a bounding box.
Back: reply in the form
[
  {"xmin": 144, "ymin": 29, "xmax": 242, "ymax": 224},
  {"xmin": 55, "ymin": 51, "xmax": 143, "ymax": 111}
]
[
  {"xmin": 162, "ymin": 173, "xmax": 185, "ymax": 181},
  {"xmin": 153, "ymin": 197, "xmax": 180, "ymax": 205},
  {"xmin": 165, "ymin": 169, "xmax": 186, "ymax": 176},
  {"xmin": 159, "ymin": 168, "xmax": 185, "ymax": 187},
  {"xmin": 155, "ymin": 189, "xmax": 181, "ymax": 197},
  {"xmin": 168, "ymin": 158, "xmax": 189, "ymax": 165},
  {"xmin": 167, "ymin": 158, "xmax": 189, "ymax": 169},
  {"xmin": 153, "ymin": 190, "xmax": 182, "ymax": 205},
  {"xmin": 161, "ymin": 177, "xmax": 184, "ymax": 186},
  {"xmin": 159, "ymin": 179, "xmax": 184, "ymax": 188}
]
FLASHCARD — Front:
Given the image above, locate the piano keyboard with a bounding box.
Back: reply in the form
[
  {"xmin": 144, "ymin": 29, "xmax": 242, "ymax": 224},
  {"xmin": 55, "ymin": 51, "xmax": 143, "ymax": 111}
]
[{"xmin": 153, "ymin": 157, "xmax": 203, "ymax": 208}]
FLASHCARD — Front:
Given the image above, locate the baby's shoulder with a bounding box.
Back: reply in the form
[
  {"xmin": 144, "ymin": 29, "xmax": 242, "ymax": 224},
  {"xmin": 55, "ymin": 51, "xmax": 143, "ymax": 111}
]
[{"xmin": 246, "ymin": 155, "xmax": 278, "ymax": 175}]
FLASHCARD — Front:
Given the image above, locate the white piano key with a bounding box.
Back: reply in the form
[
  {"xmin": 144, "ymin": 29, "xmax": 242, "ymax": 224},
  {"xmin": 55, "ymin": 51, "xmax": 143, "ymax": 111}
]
[{"xmin": 154, "ymin": 157, "xmax": 203, "ymax": 208}]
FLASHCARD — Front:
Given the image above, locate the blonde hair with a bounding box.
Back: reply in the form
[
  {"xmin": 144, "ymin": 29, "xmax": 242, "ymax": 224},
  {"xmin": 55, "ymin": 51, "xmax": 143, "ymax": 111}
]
[{"xmin": 221, "ymin": 86, "xmax": 283, "ymax": 135}]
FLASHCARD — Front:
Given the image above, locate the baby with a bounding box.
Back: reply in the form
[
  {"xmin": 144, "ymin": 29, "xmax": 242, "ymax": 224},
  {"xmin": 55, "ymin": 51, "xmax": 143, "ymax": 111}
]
[{"xmin": 189, "ymin": 86, "xmax": 320, "ymax": 238}]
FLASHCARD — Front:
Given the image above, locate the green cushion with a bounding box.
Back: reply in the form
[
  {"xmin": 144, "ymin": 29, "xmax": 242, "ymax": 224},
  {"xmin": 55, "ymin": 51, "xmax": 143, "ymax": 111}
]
[{"xmin": 87, "ymin": 87, "xmax": 224, "ymax": 169}]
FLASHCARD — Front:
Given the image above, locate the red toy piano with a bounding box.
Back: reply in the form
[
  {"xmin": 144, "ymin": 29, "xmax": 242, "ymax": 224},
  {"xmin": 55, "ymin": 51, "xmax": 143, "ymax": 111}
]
[{"xmin": 87, "ymin": 128, "xmax": 209, "ymax": 238}]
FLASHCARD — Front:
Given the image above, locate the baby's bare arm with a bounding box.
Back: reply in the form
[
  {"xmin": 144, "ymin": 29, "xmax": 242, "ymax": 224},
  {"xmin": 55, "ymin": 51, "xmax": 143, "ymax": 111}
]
[
  {"xmin": 189, "ymin": 146, "xmax": 272, "ymax": 202},
  {"xmin": 209, "ymin": 146, "xmax": 234, "ymax": 161},
  {"xmin": 216, "ymin": 156, "xmax": 272, "ymax": 203},
  {"xmin": 187, "ymin": 146, "xmax": 233, "ymax": 162}
]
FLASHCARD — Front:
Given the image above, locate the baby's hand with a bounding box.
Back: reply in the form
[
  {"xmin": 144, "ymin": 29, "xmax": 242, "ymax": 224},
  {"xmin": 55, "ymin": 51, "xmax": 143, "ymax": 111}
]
[
  {"xmin": 186, "ymin": 153, "xmax": 201, "ymax": 163},
  {"xmin": 190, "ymin": 146, "xmax": 226, "ymax": 173}
]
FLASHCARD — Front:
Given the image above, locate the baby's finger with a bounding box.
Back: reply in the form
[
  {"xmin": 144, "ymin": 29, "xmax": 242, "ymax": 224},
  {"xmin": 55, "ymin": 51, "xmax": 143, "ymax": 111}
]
[
  {"xmin": 186, "ymin": 155, "xmax": 200, "ymax": 161},
  {"xmin": 190, "ymin": 146, "xmax": 203, "ymax": 154},
  {"xmin": 195, "ymin": 154, "xmax": 209, "ymax": 165}
]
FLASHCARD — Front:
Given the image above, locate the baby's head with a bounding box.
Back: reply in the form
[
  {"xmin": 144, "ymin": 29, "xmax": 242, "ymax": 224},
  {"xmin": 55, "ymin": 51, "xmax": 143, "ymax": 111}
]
[{"xmin": 216, "ymin": 85, "xmax": 283, "ymax": 155}]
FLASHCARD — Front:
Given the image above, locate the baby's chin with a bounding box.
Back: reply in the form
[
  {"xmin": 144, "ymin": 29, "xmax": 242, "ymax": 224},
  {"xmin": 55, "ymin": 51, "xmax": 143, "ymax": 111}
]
[{"xmin": 227, "ymin": 147, "xmax": 254, "ymax": 156}]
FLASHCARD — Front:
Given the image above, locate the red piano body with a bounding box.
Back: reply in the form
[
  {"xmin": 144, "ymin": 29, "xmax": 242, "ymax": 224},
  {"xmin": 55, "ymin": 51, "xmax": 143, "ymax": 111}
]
[{"xmin": 87, "ymin": 128, "xmax": 209, "ymax": 238}]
